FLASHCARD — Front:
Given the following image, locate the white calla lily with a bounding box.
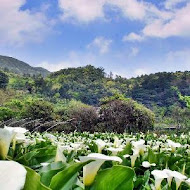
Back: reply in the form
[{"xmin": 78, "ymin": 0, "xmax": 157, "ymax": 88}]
[
  {"xmin": 131, "ymin": 149, "xmax": 139, "ymax": 167},
  {"xmin": 186, "ymin": 178, "xmax": 190, "ymax": 186},
  {"xmin": 132, "ymin": 139, "xmax": 146, "ymax": 155},
  {"xmin": 55, "ymin": 144, "xmax": 68, "ymax": 162},
  {"xmin": 106, "ymin": 147, "xmax": 123, "ymax": 155},
  {"xmin": 142, "ymin": 161, "xmax": 156, "ymax": 168},
  {"xmin": 79, "ymin": 153, "xmax": 122, "ymax": 186},
  {"xmin": 163, "ymin": 169, "xmax": 174, "ymax": 187},
  {"xmin": 95, "ymin": 139, "xmax": 106, "ymax": 153},
  {"xmin": 151, "ymin": 170, "xmax": 168, "ymax": 190},
  {"xmin": 4, "ymin": 126, "xmax": 28, "ymax": 150},
  {"xmin": 113, "ymin": 136, "xmax": 122, "ymax": 148},
  {"xmin": 0, "ymin": 128, "xmax": 16, "ymax": 159},
  {"xmin": 0, "ymin": 161, "xmax": 27, "ymax": 190},
  {"xmin": 172, "ymin": 171, "xmax": 187, "ymax": 190},
  {"xmin": 167, "ymin": 140, "xmax": 181, "ymax": 152}
]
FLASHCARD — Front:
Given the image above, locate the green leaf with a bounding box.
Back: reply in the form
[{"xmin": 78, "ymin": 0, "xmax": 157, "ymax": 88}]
[
  {"xmin": 23, "ymin": 166, "xmax": 51, "ymax": 190},
  {"xmin": 40, "ymin": 162, "xmax": 67, "ymax": 186},
  {"xmin": 148, "ymin": 148, "xmax": 157, "ymax": 164},
  {"xmin": 90, "ymin": 165, "xmax": 135, "ymax": 190},
  {"xmin": 49, "ymin": 161, "xmax": 91, "ymax": 190}
]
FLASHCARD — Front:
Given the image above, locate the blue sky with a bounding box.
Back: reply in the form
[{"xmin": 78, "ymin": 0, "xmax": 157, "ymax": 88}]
[{"xmin": 0, "ymin": 0, "xmax": 190, "ymax": 78}]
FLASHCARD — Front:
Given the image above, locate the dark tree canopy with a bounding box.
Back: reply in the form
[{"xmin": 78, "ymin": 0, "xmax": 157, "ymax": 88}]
[{"xmin": 0, "ymin": 70, "xmax": 9, "ymax": 89}]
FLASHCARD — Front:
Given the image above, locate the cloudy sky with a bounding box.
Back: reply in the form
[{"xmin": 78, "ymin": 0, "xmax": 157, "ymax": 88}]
[{"xmin": 0, "ymin": 0, "xmax": 190, "ymax": 78}]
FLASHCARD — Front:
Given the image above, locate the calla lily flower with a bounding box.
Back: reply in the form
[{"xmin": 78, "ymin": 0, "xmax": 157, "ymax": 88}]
[
  {"xmin": 163, "ymin": 169, "xmax": 174, "ymax": 187},
  {"xmin": 130, "ymin": 149, "xmax": 139, "ymax": 167},
  {"xmin": 142, "ymin": 161, "xmax": 156, "ymax": 168},
  {"xmin": 71, "ymin": 142, "xmax": 83, "ymax": 151},
  {"xmin": 55, "ymin": 144, "xmax": 67, "ymax": 162},
  {"xmin": 132, "ymin": 139, "xmax": 146, "ymax": 155},
  {"xmin": 172, "ymin": 171, "xmax": 187, "ymax": 190},
  {"xmin": 79, "ymin": 153, "xmax": 122, "ymax": 186},
  {"xmin": 95, "ymin": 139, "xmax": 106, "ymax": 153},
  {"xmin": 151, "ymin": 170, "xmax": 168, "ymax": 190},
  {"xmin": 0, "ymin": 160, "xmax": 27, "ymax": 190},
  {"xmin": 4, "ymin": 126, "xmax": 28, "ymax": 151},
  {"xmin": 186, "ymin": 178, "xmax": 190, "ymax": 186},
  {"xmin": 106, "ymin": 147, "xmax": 123, "ymax": 155},
  {"xmin": 0, "ymin": 128, "xmax": 16, "ymax": 159},
  {"xmin": 167, "ymin": 140, "xmax": 181, "ymax": 152},
  {"xmin": 113, "ymin": 136, "xmax": 122, "ymax": 148}
]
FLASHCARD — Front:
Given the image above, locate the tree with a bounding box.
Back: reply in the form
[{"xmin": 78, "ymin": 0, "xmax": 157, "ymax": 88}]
[
  {"xmin": 99, "ymin": 98, "xmax": 155, "ymax": 133},
  {"xmin": 0, "ymin": 71, "xmax": 9, "ymax": 89},
  {"xmin": 23, "ymin": 99, "xmax": 54, "ymax": 121}
]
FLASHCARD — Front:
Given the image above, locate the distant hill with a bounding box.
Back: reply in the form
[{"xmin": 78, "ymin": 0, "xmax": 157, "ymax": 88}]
[
  {"xmin": 46, "ymin": 66, "xmax": 190, "ymax": 107},
  {"xmin": 0, "ymin": 55, "xmax": 50, "ymax": 77}
]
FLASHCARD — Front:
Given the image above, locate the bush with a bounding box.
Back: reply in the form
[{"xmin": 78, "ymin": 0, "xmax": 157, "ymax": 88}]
[
  {"xmin": 54, "ymin": 99, "xmax": 89, "ymax": 120},
  {"xmin": 99, "ymin": 99, "xmax": 155, "ymax": 133},
  {"xmin": 0, "ymin": 107, "xmax": 15, "ymax": 121},
  {"xmin": 69, "ymin": 106, "xmax": 99, "ymax": 132},
  {"xmin": 23, "ymin": 99, "xmax": 54, "ymax": 121}
]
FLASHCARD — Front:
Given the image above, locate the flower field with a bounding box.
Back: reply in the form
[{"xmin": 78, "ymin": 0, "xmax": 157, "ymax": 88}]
[{"xmin": 0, "ymin": 126, "xmax": 190, "ymax": 190}]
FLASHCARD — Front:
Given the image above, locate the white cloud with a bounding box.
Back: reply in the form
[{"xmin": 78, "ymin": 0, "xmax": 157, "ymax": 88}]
[
  {"xmin": 143, "ymin": 3, "xmax": 190, "ymax": 38},
  {"xmin": 58, "ymin": 0, "xmax": 148, "ymax": 22},
  {"xmin": 123, "ymin": 32, "xmax": 144, "ymax": 42},
  {"xmin": 58, "ymin": 0, "xmax": 106, "ymax": 23},
  {"xmin": 108, "ymin": 0, "xmax": 146, "ymax": 20},
  {"xmin": 87, "ymin": 37, "xmax": 112, "ymax": 54},
  {"xmin": 58, "ymin": 0, "xmax": 190, "ymax": 40},
  {"xmin": 0, "ymin": 0, "xmax": 51, "ymax": 46}
]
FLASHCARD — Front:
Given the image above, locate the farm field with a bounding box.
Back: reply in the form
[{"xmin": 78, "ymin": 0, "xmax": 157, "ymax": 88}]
[{"xmin": 0, "ymin": 127, "xmax": 190, "ymax": 190}]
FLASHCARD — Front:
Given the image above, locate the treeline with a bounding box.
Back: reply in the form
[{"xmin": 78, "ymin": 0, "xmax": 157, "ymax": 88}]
[{"xmin": 0, "ymin": 66, "xmax": 190, "ymax": 129}]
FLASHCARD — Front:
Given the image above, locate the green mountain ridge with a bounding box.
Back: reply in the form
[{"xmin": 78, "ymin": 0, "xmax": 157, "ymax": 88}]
[
  {"xmin": 0, "ymin": 55, "xmax": 50, "ymax": 77},
  {"xmin": 1, "ymin": 56, "xmax": 189, "ymax": 109}
]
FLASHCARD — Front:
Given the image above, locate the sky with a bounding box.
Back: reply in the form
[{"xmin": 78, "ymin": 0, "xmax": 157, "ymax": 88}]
[{"xmin": 0, "ymin": 0, "xmax": 190, "ymax": 78}]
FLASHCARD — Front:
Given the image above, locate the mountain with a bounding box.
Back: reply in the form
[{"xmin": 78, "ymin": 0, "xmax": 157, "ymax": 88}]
[
  {"xmin": 0, "ymin": 55, "xmax": 50, "ymax": 77},
  {"xmin": 46, "ymin": 65, "xmax": 190, "ymax": 107}
]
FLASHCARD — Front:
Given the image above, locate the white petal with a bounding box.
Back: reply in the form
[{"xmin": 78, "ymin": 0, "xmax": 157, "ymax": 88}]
[
  {"xmin": 55, "ymin": 144, "xmax": 67, "ymax": 162},
  {"xmin": 0, "ymin": 161, "xmax": 27, "ymax": 190},
  {"xmin": 95, "ymin": 139, "xmax": 106, "ymax": 153},
  {"xmin": 142, "ymin": 161, "xmax": 151, "ymax": 168},
  {"xmin": 0, "ymin": 128, "xmax": 15, "ymax": 159},
  {"xmin": 4, "ymin": 126, "xmax": 28, "ymax": 134},
  {"xmin": 79, "ymin": 153, "xmax": 122, "ymax": 186}
]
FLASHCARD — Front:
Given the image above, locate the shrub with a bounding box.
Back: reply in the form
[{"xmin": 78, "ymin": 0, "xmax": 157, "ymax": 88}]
[
  {"xmin": 99, "ymin": 99, "xmax": 155, "ymax": 133},
  {"xmin": 69, "ymin": 106, "xmax": 99, "ymax": 132},
  {"xmin": 23, "ymin": 99, "xmax": 54, "ymax": 121},
  {"xmin": 0, "ymin": 107, "xmax": 15, "ymax": 121}
]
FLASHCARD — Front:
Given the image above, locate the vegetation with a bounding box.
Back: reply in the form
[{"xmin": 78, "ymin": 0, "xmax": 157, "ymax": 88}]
[
  {"xmin": 0, "ymin": 127, "xmax": 190, "ymax": 190},
  {"xmin": 0, "ymin": 55, "xmax": 50, "ymax": 77},
  {"xmin": 0, "ymin": 58, "xmax": 189, "ymax": 131},
  {"xmin": 0, "ymin": 70, "xmax": 9, "ymax": 89}
]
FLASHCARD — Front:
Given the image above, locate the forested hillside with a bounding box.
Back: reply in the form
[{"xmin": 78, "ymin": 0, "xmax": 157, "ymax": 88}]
[
  {"xmin": 45, "ymin": 66, "xmax": 190, "ymax": 107},
  {"xmin": 0, "ymin": 55, "xmax": 50, "ymax": 77},
  {"xmin": 0, "ymin": 63, "xmax": 189, "ymax": 128}
]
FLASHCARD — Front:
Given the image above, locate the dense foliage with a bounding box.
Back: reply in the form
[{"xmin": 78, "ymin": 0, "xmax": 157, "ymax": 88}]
[
  {"xmin": 0, "ymin": 70, "xmax": 8, "ymax": 89},
  {"xmin": 0, "ymin": 65, "xmax": 189, "ymax": 129},
  {"xmin": 100, "ymin": 99, "xmax": 155, "ymax": 133},
  {"xmin": 0, "ymin": 127, "xmax": 190, "ymax": 190}
]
